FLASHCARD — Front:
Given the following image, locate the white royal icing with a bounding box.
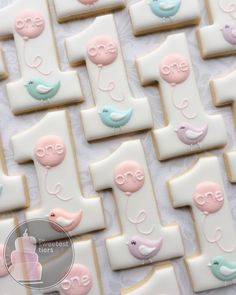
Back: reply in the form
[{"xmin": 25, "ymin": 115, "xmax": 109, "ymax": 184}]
[
  {"xmin": 53, "ymin": 0, "xmax": 125, "ymax": 23},
  {"xmin": 90, "ymin": 140, "xmax": 184, "ymax": 271},
  {"xmin": 168, "ymin": 157, "xmax": 236, "ymax": 292},
  {"xmin": 0, "ymin": 0, "xmax": 82, "ymax": 114},
  {"xmin": 129, "ymin": 0, "xmax": 200, "ymax": 36},
  {"xmin": 44, "ymin": 239, "xmax": 102, "ymax": 294},
  {"xmin": 0, "ymin": 218, "xmax": 30, "ymax": 295},
  {"xmin": 121, "ymin": 264, "xmax": 181, "ymax": 295},
  {"xmin": 197, "ymin": 0, "xmax": 236, "ymax": 58},
  {"xmin": 136, "ymin": 33, "xmax": 227, "ymax": 160},
  {"xmin": 224, "ymin": 150, "xmax": 236, "ymax": 182},
  {"xmin": 11, "ymin": 110, "xmax": 105, "ymax": 241},
  {"xmin": 211, "ymin": 69, "xmax": 236, "ymax": 127},
  {"xmin": 0, "ymin": 141, "xmax": 29, "ymax": 213},
  {"xmin": 65, "ymin": 14, "xmax": 153, "ymax": 141}
]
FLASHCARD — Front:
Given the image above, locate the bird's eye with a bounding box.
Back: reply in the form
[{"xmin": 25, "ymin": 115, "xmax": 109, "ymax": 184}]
[
  {"xmin": 131, "ymin": 240, "xmax": 136, "ymax": 245},
  {"xmin": 29, "ymin": 81, "xmax": 33, "ymax": 85},
  {"xmin": 213, "ymin": 261, "xmax": 219, "ymax": 265},
  {"xmin": 180, "ymin": 126, "xmax": 185, "ymax": 130},
  {"xmin": 225, "ymin": 25, "xmax": 230, "ymax": 29},
  {"xmin": 104, "ymin": 109, "xmax": 109, "ymax": 112},
  {"xmin": 50, "ymin": 213, "xmax": 55, "ymax": 217}
]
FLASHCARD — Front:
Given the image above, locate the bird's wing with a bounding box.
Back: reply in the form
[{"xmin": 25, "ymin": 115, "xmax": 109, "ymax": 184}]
[
  {"xmin": 110, "ymin": 112, "xmax": 126, "ymax": 121},
  {"xmin": 138, "ymin": 245, "xmax": 156, "ymax": 256},
  {"xmin": 36, "ymin": 84, "xmax": 53, "ymax": 94},
  {"xmin": 185, "ymin": 129, "xmax": 203, "ymax": 139},
  {"xmin": 159, "ymin": 2, "xmax": 175, "ymax": 10},
  {"xmin": 220, "ymin": 266, "xmax": 236, "ymax": 276},
  {"xmin": 56, "ymin": 217, "xmax": 74, "ymax": 227}
]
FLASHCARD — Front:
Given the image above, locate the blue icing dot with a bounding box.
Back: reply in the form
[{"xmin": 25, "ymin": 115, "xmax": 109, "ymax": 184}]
[{"xmin": 149, "ymin": 0, "xmax": 181, "ymax": 18}]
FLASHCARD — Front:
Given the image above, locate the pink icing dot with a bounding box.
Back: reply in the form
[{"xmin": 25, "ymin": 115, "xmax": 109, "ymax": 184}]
[
  {"xmin": 87, "ymin": 35, "xmax": 118, "ymax": 66},
  {"xmin": 60, "ymin": 264, "xmax": 93, "ymax": 295},
  {"xmin": 193, "ymin": 181, "xmax": 224, "ymax": 214},
  {"xmin": 15, "ymin": 10, "xmax": 45, "ymax": 40},
  {"xmin": 114, "ymin": 161, "xmax": 145, "ymax": 195},
  {"xmin": 79, "ymin": 0, "xmax": 98, "ymax": 4},
  {"xmin": 0, "ymin": 244, "xmax": 8, "ymax": 277},
  {"xmin": 159, "ymin": 54, "xmax": 190, "ymax": 85},
  {"xmin": 34, "ymin": 135, "xmax": 66, "ymax": 168}
]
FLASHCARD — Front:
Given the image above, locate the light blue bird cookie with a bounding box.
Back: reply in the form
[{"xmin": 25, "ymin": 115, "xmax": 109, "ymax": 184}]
[
  {"xmin": 149, "ymin": 0, "xmax": 181, "ymax": 19},
  {"xmin": 98, "ymin": 105, "xmax": 133, "ymax": 128},
  {"xmin": 209, "ymin": 256, "xmax": 236, "ymax": 282},
  {"xmin": 25, "ymin": 78, "xmax": 61, "ymax": 101}
]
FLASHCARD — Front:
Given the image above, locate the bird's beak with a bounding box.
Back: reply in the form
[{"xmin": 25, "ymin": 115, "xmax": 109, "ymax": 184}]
[
  {"xmin": 208, "ymin": 263, "xmax": 212, "ymax": 267},
  {"xmin": 125, "ymin": 242, "xmax": 129, "ymax": 246},
  {"xmin": 174, "ymin": 129, "xmax": 178, "ymax": 132},
  {"xmin": 45, "ymin": 215, "xmax": 49, "ymax": 218}
]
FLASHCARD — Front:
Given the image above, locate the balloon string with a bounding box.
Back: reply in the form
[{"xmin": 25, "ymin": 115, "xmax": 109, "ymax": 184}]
[
  {"xmin": 97, "ymin": 66, "xmax": 125, "ymax": 102},
  {"xmin": 23, "ymin": 41, "xmax": 52, "ymax": 76},
  {"xmin": 44, "ymin": 168, "xmax": 73, "ymax": 201},
  {"xmin": 170, "ymin": 86, "xmax": 197, "ymax": 120},
  {"xmin": 125, "ymin": 196, "xmax": 155, "ymax": 235},
  {"xmin": 202, "ymin": 214, "xmax": 235, "ymax": 253},
  {"xmin": 218, "ymin": 0, "xmax": 236, "ymax": 20}
]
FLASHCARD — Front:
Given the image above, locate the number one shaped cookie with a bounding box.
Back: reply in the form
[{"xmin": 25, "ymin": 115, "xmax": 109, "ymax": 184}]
[
  {"xmin": 197, "ymin": 0, "xmax": 236, "ymax": 58},
  {"xmin": 121, "ymin": 264, "xmax": 181, "ymax": 295},
  {"xmin": 129, "ymin": 0, "xmax": 200, "ymax": 36},
  {"xmin": 136, "ymin": 33, "xmax": 227, "ymax": 161},
  {"xmin": 0, "ymin": 49, "xmax": 8, "ymax": 80},
  {"xmin": 90, "ymin": 140, "xmax": 184, "ymax": 271},
  {"xmin": 11, "ymin": 110, "xmax": 105, "ymax": 241},
  {"xmin": 43, "ymin": 239, "xmax": 103, "ymax": 295},
  {"xmin": 0, "ymin": 138, "xmax": 29, "ymax": 213},
  {"xmin": 65, "ymin": 14, "xmax": 153, "ymax": 142},
  {"xmin": 53, "ymin": 0, "xmax": 125, "ymax": 23},
  {"xmin": 168, "ymin": 157, "xmax": 236, "ymax": 292},
  {"xmin": 0, "ymin": 0, "xmax": 82, "ymax": 115},
  {"xmin": 0, "ymin": 218, "xmax": 31, "ymax": 295},
  {"xmin": 211, "ymin": 69, "xmax": 236, "ymax": 127}
]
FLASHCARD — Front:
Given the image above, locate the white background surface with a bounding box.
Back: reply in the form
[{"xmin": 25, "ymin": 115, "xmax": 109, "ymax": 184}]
[{"xmin": 0, "ymin": 0, "xmax": 236, "ymax": 294}]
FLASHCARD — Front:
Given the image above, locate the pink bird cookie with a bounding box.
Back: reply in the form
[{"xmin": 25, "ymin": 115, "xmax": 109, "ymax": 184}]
[
  {"xmin": 175, "ymin": 123, "xmax": 208, "ymax": 149},
  {"xmin": 48, "ymin": 208, "xmax": 83, "ymax": 232},
  {"xmin": 127, "ymin": 235, "xmax": 163, "ymax": 263}
]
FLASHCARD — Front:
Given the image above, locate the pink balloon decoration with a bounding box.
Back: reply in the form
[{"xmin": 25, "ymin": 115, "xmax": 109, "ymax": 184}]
[
  {"xmin": 193, "ymin": 181, "xmax": 224, "ymax": 215},
  {"xmin": 114, "ymin": 161, "xmax": 145, "ymax": 195},
  {"xmin": 87, "ymin": 35, "xmax": 118, "ymax": 66},
  {"xmin": 15, "ymin": 10, "xmax": 45, "ymax": 40},
  {"xmin": 159, "ymin": 54, "xmax": 190, "ymax": 86},
  {"xmin": 79, "ymin": 0, "xmax": 98, "ymax": 4},
  {"xmin": 34, "ymin": 135, "xmax": 66, "ymax": 168},
  {"xmin": 60, "ymin": 264, "xmax": 93, "ymax": 295}
]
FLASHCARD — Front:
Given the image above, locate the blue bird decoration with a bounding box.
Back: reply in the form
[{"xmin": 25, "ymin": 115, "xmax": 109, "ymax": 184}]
[
  {"xmin": 209, "ymin": 256, "xmax": 236, "ymax": 282},
  {"xmin": 98, "ymin": 105, "xmax": 133, "ymax": 128},
  {"xmin": 149, "ymin": 0, "xmax": 181, "ymax": 19},
  {"xmin": 25, "ymin": 78, "xmax": 61, "ymax": 101}
]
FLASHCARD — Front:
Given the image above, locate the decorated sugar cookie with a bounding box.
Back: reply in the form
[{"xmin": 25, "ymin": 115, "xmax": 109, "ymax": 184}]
[
  {"xmin": 197, "ymin": 0, "xmax": 236, "ymax": 58},
  {"xmin": 53, "ymin": 0, "xmax": 125, "ymax": 23},
  {"xmin": 121, "ymin": 264, "xmax": 181, "ymax": 295},
  {"xmin": 0, "ymin": 218, "xmax": 30, "ymax": 295},
  {"xmin": 0, "ymin": 137, "xmax": 29, "ymax": 213},
  {"xmin": 90, "ymin": 140, "xmax": 184, "ymax": 271},
  {"xmin": 45, "ymin": 239, "xmax": 102, "ymax": 295},
  {"xmin": 136, "ymin": 33, "xmax": 227, "ymax": 160},
  {"xmin": 211, "ymin": 69, "xmax": 236, "ymax": 128},
  {"xmin": 129, "ymin": 0, "xmax": 200, "ymax": 36},
  {"xmin": 0, "ymin": 0, "xmax": 82, "ymax": 114},
  {"xmin": 0, "ymin": 49, "xmax": 8, "ymax": 80},
  {"xmin": 11, "ymin": 111, "xmax": 105, "ymax": 241},
  {"xmin": 168, "ymin": 157, "xmax": 236, "ymax": 292},
  {"xmin": 66, "ymin": 14, "xmax": 153, "ymax": 141}
]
